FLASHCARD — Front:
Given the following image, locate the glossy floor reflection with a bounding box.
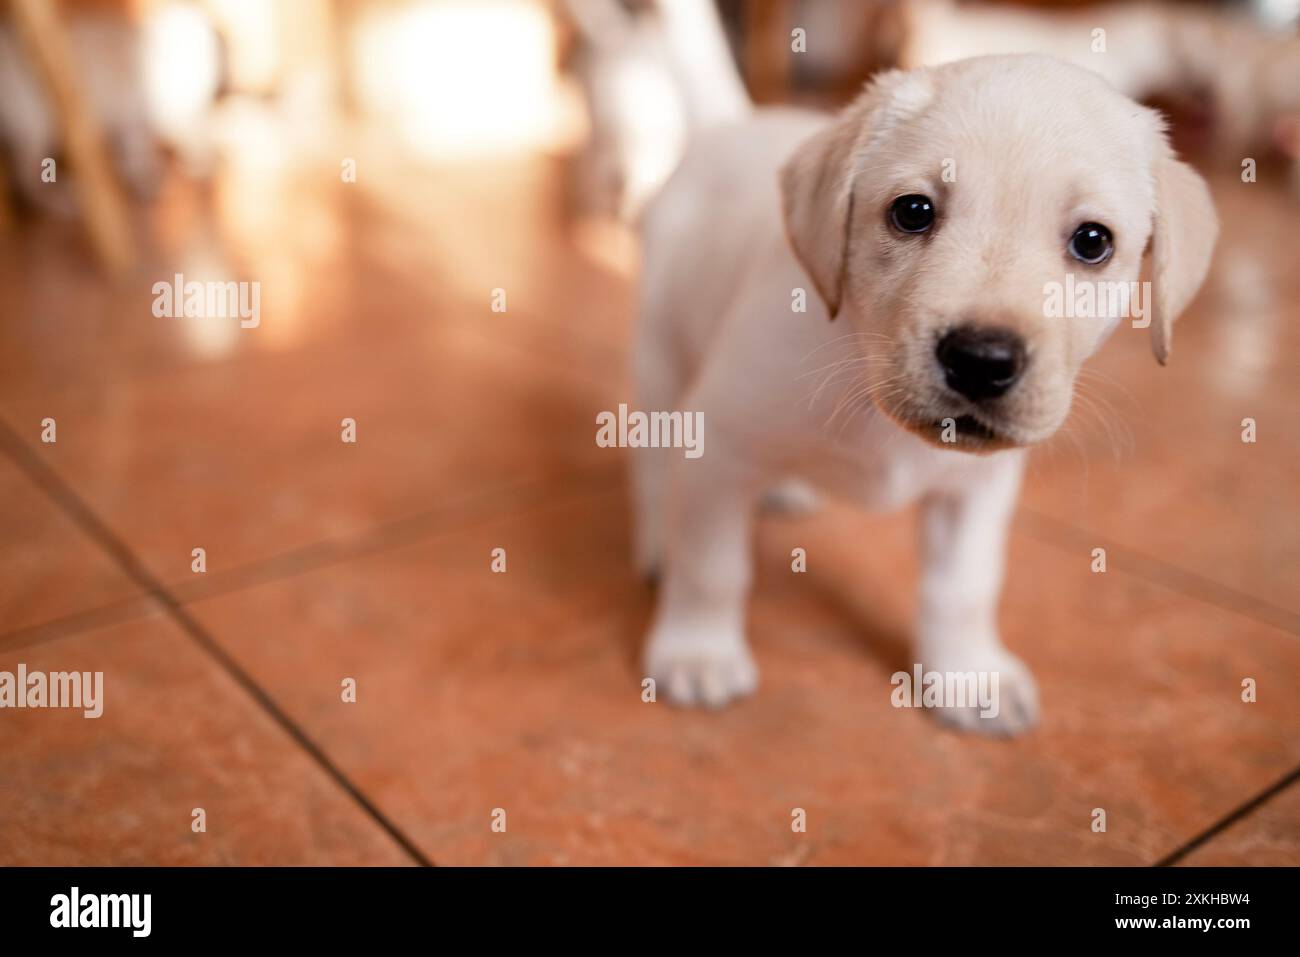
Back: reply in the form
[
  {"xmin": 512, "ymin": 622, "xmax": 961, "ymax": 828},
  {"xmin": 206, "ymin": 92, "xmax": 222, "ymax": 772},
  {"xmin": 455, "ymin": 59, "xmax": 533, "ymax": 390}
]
[{"xmin": 0, "ymin": 142, "xmax": 1296, "ymax": 865}]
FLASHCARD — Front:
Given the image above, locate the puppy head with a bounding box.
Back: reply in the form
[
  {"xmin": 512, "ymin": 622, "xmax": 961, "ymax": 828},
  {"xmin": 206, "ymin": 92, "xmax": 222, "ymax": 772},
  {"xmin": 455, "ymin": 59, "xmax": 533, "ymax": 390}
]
[{"xmin": 781, "ymin": 54, "xmax": 1217, "ymax": 451}]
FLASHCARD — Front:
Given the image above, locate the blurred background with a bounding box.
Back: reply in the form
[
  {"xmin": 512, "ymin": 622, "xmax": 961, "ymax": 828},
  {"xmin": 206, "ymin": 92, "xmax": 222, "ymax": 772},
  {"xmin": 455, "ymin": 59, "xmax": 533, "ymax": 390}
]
[
  {"xmin": 3, "ymin": 0, "xmax": 1300, "ymax": 275},
  {"xmin": 0, "ymin": 0, "xmax": 1297, "ymax": 866}
]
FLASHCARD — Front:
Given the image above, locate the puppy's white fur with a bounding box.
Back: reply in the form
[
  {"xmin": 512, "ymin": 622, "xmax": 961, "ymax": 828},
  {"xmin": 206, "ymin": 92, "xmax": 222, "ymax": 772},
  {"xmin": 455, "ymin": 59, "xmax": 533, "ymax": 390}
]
[{"xmin": 633, "ymin": 54, "xmax": 1216, "ymax": 733}]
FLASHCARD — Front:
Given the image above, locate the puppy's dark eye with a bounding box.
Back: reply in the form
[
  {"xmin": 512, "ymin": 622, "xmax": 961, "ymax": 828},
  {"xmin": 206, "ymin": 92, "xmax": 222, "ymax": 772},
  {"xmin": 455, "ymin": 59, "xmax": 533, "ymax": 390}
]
[
  {"xmin": 1068, "ymin": 222, "xmax": 1113, "ymax": 264},
  {"xmin": 890, "ymin": 194, "xmax": 935, "ymax": 234}
]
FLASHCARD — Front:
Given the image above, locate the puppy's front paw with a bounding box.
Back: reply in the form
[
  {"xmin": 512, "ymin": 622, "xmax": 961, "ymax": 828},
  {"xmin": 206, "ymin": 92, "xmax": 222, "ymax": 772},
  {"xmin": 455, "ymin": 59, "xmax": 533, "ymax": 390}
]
[
  {"xmin": 923, "ymin": 649, "xmax": 1039, "ymax": 737},
  {"xmin": 644, "ymin": 631, "xmax": 758, "ymax": 709}
]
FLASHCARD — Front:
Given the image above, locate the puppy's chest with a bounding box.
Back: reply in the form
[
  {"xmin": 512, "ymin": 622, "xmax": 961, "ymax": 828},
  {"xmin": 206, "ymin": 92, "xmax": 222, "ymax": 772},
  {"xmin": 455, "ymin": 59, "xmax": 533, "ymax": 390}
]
[{"xmin": 800, "ymin": 424, "xmax": 944, "ymax": 512}]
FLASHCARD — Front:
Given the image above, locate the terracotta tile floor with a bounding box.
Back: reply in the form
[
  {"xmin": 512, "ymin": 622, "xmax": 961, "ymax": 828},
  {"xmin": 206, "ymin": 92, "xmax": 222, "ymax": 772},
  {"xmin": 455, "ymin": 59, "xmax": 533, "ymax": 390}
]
[{"xmin": 0, "ymin": 146, "xmax": 1296, "ymax": 865}]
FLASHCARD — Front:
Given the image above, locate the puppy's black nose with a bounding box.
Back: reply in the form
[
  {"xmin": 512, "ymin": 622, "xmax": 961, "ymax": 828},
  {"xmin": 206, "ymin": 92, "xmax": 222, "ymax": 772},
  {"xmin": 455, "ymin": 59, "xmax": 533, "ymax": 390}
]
[{"xmin": 935, "ymin": 326, "xmax": 1026, "ymax": 401}]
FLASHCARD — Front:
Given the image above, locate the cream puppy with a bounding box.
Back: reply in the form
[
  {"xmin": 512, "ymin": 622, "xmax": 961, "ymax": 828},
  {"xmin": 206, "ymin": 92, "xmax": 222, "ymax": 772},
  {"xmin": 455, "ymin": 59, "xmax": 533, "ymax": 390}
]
[{"xmin": 633, "ymin": 54, "xmax": 1216, "ymax": 733}]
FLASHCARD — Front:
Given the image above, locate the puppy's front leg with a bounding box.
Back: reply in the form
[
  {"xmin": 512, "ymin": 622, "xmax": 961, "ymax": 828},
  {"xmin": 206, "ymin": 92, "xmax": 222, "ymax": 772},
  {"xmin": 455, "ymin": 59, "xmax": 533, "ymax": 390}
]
[
  {"xmin": 643, "ymin": 445, "xmax": 761, "ymax": 708},
  {"xmin": 915, "ymin": 453, "xmax": 1038, "ymax": 735}
]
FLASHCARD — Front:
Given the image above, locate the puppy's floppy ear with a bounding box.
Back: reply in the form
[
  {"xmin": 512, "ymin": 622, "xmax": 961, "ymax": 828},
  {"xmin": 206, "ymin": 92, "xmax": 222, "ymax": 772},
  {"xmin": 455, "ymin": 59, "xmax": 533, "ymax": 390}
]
[
  {"xmin": 779, "ymin": 69, "xmax": 932, "ymax": 319},
  {"xmin": 1148, "ymin": 153, "xmax": 1217, "ymax": 364}
]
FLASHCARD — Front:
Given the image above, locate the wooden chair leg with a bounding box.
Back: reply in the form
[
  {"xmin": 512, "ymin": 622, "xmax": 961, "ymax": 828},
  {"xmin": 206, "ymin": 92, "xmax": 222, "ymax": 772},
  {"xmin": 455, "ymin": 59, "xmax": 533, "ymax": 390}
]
[{"xmin": 10, "ymin": 0, "xmax": 134, "ymax": 277}]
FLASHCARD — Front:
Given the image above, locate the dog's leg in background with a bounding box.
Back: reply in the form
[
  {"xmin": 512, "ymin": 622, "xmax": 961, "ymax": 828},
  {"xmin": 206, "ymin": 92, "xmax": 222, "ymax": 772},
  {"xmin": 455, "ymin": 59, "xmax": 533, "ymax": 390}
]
[
  {"xmin": 656, "ymin": 0, "xmax": 751, "ymax": 127},
  {"xmin": 915, "ymin": 453, "xmax": 1039, "ymax": 735},
  {"xmin": 643, "ymin": 443, "xmax": 762, "ymax": 707}
]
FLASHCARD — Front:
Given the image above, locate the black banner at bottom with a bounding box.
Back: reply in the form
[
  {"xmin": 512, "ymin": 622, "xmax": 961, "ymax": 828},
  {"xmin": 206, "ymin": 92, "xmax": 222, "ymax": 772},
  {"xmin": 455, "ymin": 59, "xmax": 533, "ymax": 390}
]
[{"xmin": 0, "ymin": 866, "xmax": 1286, "ymax": 944}]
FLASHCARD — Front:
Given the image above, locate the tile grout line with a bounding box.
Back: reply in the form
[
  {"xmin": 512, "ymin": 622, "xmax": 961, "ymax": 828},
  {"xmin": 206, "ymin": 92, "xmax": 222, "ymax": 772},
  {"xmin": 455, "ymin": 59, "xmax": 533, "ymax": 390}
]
[
  {"xmin": 0, "ymin": 420, "xmax": 435, "ymax": 867},
  {"xmin": 7, "ymin": 473, "xmax": 1296, "ymax": 657},
  {"xmin": 0, "ymin": 462, "xmax": 624, "ymax": 653},
  {"xmin": 1017, "ymin": 507, "xmax": 1300, "ymax": 637},
  {"xmin": 1021, "ymin": 504, "xmax": 1300, "ymax": 865},
  {"xmin": 1154, "ymin": 764, "xmax": 1300, "ymax": 866},
  {"xmin": 9, "ymin": 398, "xmax": 1296, "ymax": 869}
]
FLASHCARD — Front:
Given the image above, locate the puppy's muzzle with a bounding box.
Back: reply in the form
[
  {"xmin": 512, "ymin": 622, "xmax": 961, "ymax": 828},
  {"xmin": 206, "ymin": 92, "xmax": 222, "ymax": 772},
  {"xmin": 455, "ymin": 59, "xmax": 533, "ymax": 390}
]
[{"xmin": 936, "ymin": 326, "xmax": 1027, "ymax": 401}]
